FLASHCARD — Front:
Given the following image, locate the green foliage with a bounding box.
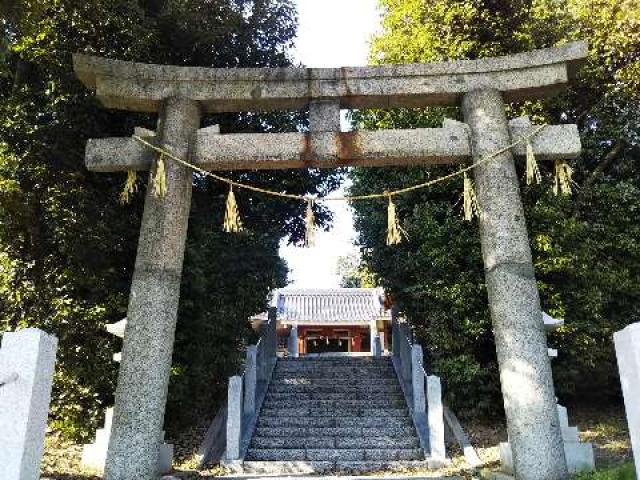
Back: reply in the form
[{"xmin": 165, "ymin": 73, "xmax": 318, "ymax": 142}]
[
  {"xmin": 575, "ymin": 462, "xmax": 636, "ymax": 480},
  {"xmin": 336, "ymin": 252, "xmax": 378, "ymax": 288},
  {"xmin": 0, "ymin": 0, "xmax": 339, "ymax": 439},
  {"xmin": 350, "ymin": 0, "xmax": 640, "ymax": 416}
]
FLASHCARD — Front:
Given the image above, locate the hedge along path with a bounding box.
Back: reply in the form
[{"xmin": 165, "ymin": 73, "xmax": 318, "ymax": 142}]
[{"xmin": 129, "ymin": 123, "xmax": 569, "ymax": 246}]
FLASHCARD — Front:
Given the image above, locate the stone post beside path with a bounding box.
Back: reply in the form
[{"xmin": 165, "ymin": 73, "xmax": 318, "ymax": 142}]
[{"xmin": 0, "ymin": 328, "xmax": 58, "ymax": 480}]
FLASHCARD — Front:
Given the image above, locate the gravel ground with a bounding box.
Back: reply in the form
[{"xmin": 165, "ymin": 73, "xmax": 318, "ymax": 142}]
[{"xmin": 41, "ymin": 402, "xmax": 632, "ymax": 479}]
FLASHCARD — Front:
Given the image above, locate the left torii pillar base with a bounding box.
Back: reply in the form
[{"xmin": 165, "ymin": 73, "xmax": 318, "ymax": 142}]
[{"xmin": 104, "ymin": 97, "xmax": 200, "ymax": 480}]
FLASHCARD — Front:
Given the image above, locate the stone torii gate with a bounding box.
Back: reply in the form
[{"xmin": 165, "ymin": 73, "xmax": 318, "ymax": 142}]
[{"xmin": 73, "ymin": 41, "xmax": 586, "ymax": 480}]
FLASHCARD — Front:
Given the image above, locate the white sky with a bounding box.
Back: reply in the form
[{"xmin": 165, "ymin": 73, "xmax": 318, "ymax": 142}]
[{"xmin": 280, "ymin": 0, "xmax": 382, "ymax": 288}]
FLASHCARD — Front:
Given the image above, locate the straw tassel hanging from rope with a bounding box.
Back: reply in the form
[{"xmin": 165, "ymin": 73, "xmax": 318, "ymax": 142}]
[
  {"xmin": 525, "ymin": 139, "xmax": 542, "ymax": 185},
  {"xmin": 463, "ymin": 172, "xmax": 479, "ymax": 221},
  {"xmin": 152, "ymin": 153, "xmax": 168, "ymax": 198},
  {"xmin": 554, "ymin": 160, "xmax": 573, "ymax": 195},
  {"xmin": 223, "ymin": 185, "xmax": 243, "ymax": 232},
  {"xmin": 119, "ymin": 170, "xmax": 138, "ymax": 204},
  {"xmin": 304, "ymin": 198, "xmax": 316, "ymax": 247},
  {"xmin": 386, "ymin": 193, "xmax": 406, "ymax": 245}
]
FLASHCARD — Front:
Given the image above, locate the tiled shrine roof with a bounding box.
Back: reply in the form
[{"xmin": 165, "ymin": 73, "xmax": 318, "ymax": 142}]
[{"xmin": 272, "ymin": 288, "xmax": 389, "ymax": 325}]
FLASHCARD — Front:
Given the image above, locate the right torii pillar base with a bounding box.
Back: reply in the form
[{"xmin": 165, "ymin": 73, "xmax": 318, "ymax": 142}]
[{"xmin": 462, "ymin": 89, "xmax": 567, "ymax": 480}]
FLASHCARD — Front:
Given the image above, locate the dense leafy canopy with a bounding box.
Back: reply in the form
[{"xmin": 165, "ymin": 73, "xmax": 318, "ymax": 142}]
[
  {"xmin": 0, "ymin": 0, "xmax": 340, "ymax": 438},
  {"xmin": 350, "ymin": 0, "xmax": 640, "ymax": 415}
]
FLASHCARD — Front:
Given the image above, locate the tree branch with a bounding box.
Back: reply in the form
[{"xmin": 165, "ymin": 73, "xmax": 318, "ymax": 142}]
[{"xmin": 582, "ymin": 138, "xmax": 626, "ymax": 191}]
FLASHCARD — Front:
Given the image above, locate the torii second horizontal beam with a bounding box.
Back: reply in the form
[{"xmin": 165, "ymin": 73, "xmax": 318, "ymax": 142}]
[{"xmin": 85, "ymin": 118, "xmax": 580, "ymax": 172}]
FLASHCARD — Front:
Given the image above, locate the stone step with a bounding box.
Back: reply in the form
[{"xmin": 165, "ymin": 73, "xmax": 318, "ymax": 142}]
[
  {"xmin": 272, "ymin": 375, "xmax": 397, "ymax": 383},
  {"xmin": 264, "ymin": 392, "xmax": 405, "ymax": 402},
  {"xmin": 268, "ymin": 384, "xmax": 402, "ymax": 394},
  {"xmin": 256, "ymin": 415, "xmax": 413, "ymax": 428},
  {"xmin": 225, "ymin": 460, "xmax": 442, "ymax": 475},
  {"xmin": 261, "ymin": 398, "xmax": 406, "ymax": 409},
  {"xmin": 274, "ymin": 365, "xmax": 395, "ymax": 375},
  {"xmin": 253, "ymin": 425, "xmax": 417, "ymax": 438},
  {"xmin": 278, "ymin": 358, "xmax": 391, "ymax": 364},
  {"xmin": 274, "ymin": 367, "xmax": 395, "ymax": 375},
  {"xmin": 259, "ymin": 407, "xmax": 409, "ymax": 417},
  {"xmin": 250, "ymin": 436, "xmax": 421, "ymax": 450},
  {"xmin": 245, "ymin": 448, "xmax": 424, "ymax": 462},
  {"xmin": 274, "ymin": 377, "xmax": 399, "ymax": 386}
]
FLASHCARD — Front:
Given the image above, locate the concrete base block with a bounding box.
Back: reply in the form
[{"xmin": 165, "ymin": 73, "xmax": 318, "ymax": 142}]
[
  {"xmin": 500, "ymin": 440, "xmax": 594, "ymax": 475},
  {"xmin": 563, "ymin": 441, "xmax": 595, "ymax": 474},
  {"xmin": 81, "ymin": 408, "xmax": 173, "ymax": 474}
]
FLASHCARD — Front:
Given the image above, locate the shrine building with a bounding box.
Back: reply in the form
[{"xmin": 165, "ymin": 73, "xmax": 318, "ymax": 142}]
[{"xmin": 262, "ymin": 288, "xmax": 391, "ymax": 356}]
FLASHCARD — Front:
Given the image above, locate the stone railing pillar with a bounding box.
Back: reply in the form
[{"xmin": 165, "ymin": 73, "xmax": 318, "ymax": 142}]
[
  {"xmin": 400, "ymin": 324, "xmax": 412, "ymax": 386},
  {"xmin": 0, "ymin": 328, "xmax": 58, "ymax": 480},
  {"xmin": 372, "ymin": 335, "xmax": 382, "ymax": 357},
  {"xmin": 462, "ymin": 88, "xmax": 567, "ymax": 480},
  {"xmin": 267, "ymin": 307, "xmax": 277, "ymax": 361},
  {"xmin": 392, "ymin": 315, "xmax": 399, "ymax": 357},
  {"xmin": 411, "ymin": 345, "xmax": 426, "ymax": 413},
  {"xmin": 243, "ymin": 346, "xmax": 257, "ymax": 418},
  {"xmin": 226, "ymin": 376, "xmax": 243, "ymax": 461},
  {"xmin": 426, "ymin": 375, "xmax": 446, "ymax": 460},
  {"xmin": 370, "ymin": 319, "xmax": 379, "ymax": 355},
  {"xmin": 288, "ymin": 325, "xmax": 299, "ymax": 358}
]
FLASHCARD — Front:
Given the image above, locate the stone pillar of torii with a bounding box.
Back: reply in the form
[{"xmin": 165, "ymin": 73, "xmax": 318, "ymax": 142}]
[
  {"xmin": 500, "ymin": 312, "xmax": 595, "ymax": 475},
  {"xmin": 73, "ymin": 41, "xmax": 587, "ymax": 480},
  {"xmin": 81, "ymin": 318, "xmax": 173, "ymax": 474}
]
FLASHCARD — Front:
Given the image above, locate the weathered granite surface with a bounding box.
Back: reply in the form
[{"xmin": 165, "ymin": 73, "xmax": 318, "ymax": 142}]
[
  {"xmin": 462, "ymin": 89, "xmax": 567, "ymax": 480},
  {"xmin": 226, "ymin": 375, "xmax": 243, "ymax": 461},
  {"xmin": 309, "ymin": 100, "xmax": 341, "ymax": 132},
  {"xmin": 0, "ymin": 328, "xmax": 58, "ymax": 480},
  {"xmin": 104, "ymin": 97, "xmax": 200, "ymax": 480},
  {"xmin": 614, "ymin": 322, "xmax": 640, "ymax": 480},
  {"xmin": 73, "ymin": 42, "xmax": 587, "ymax": 113},
  {"xmin": 85, "ymin": 118, "xmax": 580, "ymax": 171}
]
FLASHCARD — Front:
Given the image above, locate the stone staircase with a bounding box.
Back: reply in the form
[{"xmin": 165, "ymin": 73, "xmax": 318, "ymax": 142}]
[{"xmin": 239, "ymin": 356, "xmax": 429, "ymax": 473}]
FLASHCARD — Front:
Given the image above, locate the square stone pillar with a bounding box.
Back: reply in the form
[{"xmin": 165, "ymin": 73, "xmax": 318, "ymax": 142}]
[
  {"xmin": 462, "ymin": 89, "xmax": 567, "ymax": 480},
  {"xmin": 288, "ymin": 325, "xmax": 299, "ymax": 358},
  {"xmin": 0, "ymin": 328, "xmax": 58, "ymax": 480},
  {"xmin": 104, "ymin": 97, "xmax": 201, "ymax": 480},
  {"xmin": 614, "ymin": 322, "xmax": 640, "ymax": 479}
]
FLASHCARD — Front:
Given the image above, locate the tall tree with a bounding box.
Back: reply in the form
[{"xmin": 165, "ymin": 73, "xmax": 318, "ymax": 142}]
[
  {"xmin": 350, "ymin": 0, "xmax": 640, "ymax": 415},
  {"xmin": 0, "ymin": 0, "xmax": 340, "ymax": 438}
]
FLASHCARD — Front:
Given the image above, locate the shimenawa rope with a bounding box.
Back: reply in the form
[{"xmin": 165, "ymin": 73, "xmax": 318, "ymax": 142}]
[{"xmin": 128, "ymin": 123, "xmax": 553, "ymax": 244}]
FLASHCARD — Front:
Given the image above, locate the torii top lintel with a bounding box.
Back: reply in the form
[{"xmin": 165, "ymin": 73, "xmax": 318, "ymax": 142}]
[{"xmin": 73, "ymin": 42, "xmax": 587, "ymax": 114}]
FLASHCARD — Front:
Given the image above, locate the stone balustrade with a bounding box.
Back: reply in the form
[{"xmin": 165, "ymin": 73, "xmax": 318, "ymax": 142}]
[
  {"xmin": 391, "ymin": 313, "xmax": 446, "ymax": 463},
  {"xmin": 226, "ymin": 307, "xmax": 278, "ymax": 462}
]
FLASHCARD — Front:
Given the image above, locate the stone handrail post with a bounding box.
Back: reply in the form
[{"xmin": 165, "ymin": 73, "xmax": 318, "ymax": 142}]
[
  {"xmin": 226, "ymin": 309, "xmax": 279, "ymax": 461},
  {"xmin": 267, "ymin": 307, "xmax": 277, "ymax": 362},
  {"xmin": 288, "ymin": 325, "xmax": 299, "ymax": 357},
  {"xmin": 427, "ymin": 375, "xmax": 446, "ymax": 460},
  {"xmin": 400, "ymin": 324, "xmax": 412, "ymax": 386},
  {"xmin": 373, "ymin": 335, "xmax": 382, "ymax": 357},
  {"xmin": 226, "ymin": 375, "xmax": 243, "ymax": 461},
  {"xmin": 391, "ymin": 307, "xmax": 400, "ymax": 357},
  {"xmin": 390, "ymin": 317, "xmax": 447, "ymax": 462},
  {"xmin": 243, "ymin": 346, "xmax": 257, "ymax": 418},
  {"xmin": 411, "ymin": 344, "xmax": 426, "ymax": 413}
]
